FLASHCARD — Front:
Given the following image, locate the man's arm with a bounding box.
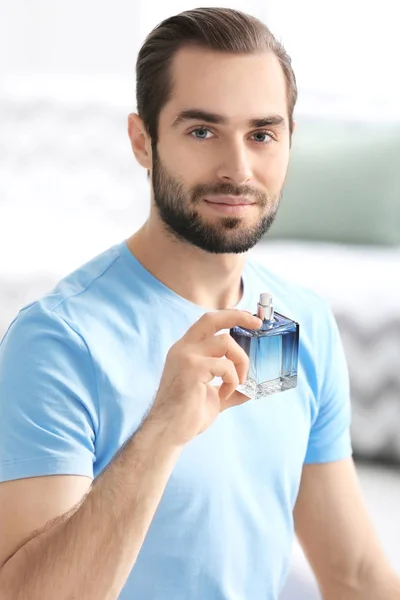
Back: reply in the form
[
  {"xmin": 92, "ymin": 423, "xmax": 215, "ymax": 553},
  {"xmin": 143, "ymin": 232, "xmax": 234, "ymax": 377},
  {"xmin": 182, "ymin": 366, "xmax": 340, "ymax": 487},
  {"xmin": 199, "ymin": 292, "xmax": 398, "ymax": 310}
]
[
  {"xmin": 0, "ymin": 309, "xmax": 260, "ymax": 600},
  {"xmin": 0, "ymin": 417, "xmax": 183, "ymax": 600},
  {"xmin": 294, "ymin": 457, "xmax": 400, "ymax": 599}
]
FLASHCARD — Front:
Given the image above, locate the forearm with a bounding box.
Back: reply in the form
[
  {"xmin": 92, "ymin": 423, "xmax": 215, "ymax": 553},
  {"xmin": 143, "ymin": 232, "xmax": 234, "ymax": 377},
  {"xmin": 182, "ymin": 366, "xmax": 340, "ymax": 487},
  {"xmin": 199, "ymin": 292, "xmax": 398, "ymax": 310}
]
[
  {"xmin": 0, "ymin": 416, "xmax": 183, "ymax": 600},
  {"xmin": 360, "ymin": 566, "xmax": 400, "ymax": 600},
  {"xmin": 322, "ymin": 563, "xmax": 400, "ymax": 600}
]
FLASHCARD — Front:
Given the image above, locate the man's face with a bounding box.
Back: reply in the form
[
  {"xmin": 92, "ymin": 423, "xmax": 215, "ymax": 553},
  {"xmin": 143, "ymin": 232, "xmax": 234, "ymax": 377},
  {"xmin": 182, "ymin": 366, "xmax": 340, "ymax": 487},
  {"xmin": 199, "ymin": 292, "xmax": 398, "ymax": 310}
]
[{"xmin": 152, "ymin": 47, "xmax": 292, "ymax": 254}]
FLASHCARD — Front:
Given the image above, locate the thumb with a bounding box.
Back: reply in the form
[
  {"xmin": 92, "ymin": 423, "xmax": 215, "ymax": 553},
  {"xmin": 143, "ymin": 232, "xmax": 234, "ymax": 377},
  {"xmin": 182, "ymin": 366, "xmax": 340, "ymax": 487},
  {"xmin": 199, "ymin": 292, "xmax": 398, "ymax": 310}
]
[{"xmin": 217, "ymin": 386, "xmax": 251, "ymax": 411}]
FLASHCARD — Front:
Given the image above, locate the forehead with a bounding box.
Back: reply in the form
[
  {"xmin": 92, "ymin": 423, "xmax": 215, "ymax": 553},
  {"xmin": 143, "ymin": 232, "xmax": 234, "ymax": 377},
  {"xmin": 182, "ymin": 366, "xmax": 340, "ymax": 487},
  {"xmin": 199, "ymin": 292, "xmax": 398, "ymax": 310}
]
[{"xmin": 162, "ymin": 46, "xmax": 289, "ymax": 126}]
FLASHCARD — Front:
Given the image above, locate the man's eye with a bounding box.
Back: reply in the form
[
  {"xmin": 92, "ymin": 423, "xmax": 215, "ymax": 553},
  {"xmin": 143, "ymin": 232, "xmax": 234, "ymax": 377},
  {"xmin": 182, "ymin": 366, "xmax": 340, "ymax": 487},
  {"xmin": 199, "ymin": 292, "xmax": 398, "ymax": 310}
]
[
  {"xmin": 190, "ymin": 128, "xmax": 213, "ymax": 139},
  {"xmin": 252, "ymin": 131, "xmax": 274, "ymax": 143},
  {"xmin": 189, "ymin": 128, "xmax": 274, "ymax": 143}
]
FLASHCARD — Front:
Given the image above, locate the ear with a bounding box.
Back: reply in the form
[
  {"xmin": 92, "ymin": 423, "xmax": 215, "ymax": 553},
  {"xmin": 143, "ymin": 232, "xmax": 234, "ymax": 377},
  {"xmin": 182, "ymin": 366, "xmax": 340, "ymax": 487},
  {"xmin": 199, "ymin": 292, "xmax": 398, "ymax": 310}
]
[
  {"xmin": 127, "ymin": 113, "xmax": 152, "ymax": 170},
  {"xmin": 289, "ymin": 119, "xmax": 296, "ymax": 149}
]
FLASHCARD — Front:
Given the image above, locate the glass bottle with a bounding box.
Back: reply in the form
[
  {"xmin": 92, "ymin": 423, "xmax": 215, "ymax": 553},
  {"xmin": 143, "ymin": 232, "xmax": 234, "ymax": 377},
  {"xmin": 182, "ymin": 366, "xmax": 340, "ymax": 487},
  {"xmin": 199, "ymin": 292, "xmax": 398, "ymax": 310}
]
[{"xmin": 230, "ymin": 293, "xmax": 299, "ymax": 399}]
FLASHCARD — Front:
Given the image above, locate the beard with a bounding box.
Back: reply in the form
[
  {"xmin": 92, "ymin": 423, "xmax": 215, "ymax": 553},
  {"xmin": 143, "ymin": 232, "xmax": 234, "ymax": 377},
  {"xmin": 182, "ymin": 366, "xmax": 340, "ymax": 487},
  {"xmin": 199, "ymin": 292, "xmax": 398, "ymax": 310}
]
[{"xmin": 151, "ymin": 148, "xmax": 283, "ymax": 254}]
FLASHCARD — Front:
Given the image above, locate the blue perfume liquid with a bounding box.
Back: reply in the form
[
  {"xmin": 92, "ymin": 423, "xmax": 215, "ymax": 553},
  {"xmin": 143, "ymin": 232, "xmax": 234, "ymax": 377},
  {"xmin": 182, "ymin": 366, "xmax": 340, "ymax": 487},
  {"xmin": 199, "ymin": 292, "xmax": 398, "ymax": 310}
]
[{"xmin": 230, "ymin": 312, "xmax": 299, "ymax": 399}]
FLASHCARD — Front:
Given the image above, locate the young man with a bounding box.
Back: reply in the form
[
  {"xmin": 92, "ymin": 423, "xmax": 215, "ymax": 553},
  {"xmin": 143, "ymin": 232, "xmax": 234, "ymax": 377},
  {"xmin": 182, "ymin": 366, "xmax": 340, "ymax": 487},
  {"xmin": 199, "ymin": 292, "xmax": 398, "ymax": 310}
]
[{"xmin": 0, "ymin": 7, "xmax": 398, "ymax": 600}]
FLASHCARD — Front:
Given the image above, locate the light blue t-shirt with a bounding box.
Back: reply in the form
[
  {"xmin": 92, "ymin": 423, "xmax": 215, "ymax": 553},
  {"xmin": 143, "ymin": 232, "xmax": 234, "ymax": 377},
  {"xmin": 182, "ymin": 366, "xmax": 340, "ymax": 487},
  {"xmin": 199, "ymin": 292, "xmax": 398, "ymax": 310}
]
[{"xmin": 0, "ymin": 240, "xmax": 352, "ymax": 599}]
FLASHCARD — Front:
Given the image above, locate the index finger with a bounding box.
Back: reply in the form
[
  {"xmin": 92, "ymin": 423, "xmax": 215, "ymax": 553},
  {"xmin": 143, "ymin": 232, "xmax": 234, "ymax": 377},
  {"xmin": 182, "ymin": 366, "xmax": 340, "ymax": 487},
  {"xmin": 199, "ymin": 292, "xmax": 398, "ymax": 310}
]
[{"xmin": 183, "ymin": 309, "xmax": 263, "ymax": 344}]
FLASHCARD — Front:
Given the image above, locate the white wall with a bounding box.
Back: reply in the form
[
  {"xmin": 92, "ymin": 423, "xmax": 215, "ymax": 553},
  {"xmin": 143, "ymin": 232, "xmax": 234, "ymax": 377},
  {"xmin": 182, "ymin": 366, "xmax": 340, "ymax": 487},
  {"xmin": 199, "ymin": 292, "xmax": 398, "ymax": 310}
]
[
  {"xmin": 1, "ymin": 0, "xmax": 399, "ymax": 118},
  {"xmin": 263, "ymin": 0, "xmax": 400, "ymax": 118},
  {"xmin": 0, "ymin": 0, "xmax": 266, "ymax": 76}
]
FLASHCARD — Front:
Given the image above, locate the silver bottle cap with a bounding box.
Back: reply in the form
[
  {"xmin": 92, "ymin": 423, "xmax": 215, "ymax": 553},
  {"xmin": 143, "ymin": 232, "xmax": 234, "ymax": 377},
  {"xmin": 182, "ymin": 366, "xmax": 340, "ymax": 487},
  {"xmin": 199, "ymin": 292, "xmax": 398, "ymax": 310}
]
[{"xmin": 257, "ymin": 292, "xmax": 274, "ymax": 321}]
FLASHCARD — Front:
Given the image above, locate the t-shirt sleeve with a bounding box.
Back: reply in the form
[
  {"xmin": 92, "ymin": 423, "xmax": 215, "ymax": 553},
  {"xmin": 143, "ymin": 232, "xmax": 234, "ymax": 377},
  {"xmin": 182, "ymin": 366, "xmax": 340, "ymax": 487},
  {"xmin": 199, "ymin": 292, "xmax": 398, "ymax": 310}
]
[
  {"xmin": 0, "ymin": 304, "xmax": 98, "ymax": 483},
  {"xmin": 304, "ymin": 298, "xmax": 353, "ymax": 464}
]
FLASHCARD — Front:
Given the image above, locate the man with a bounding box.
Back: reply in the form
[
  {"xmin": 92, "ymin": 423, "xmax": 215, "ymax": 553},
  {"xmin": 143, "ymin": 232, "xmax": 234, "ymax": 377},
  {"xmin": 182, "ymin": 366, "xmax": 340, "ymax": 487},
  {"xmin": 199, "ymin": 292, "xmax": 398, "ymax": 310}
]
[{"xmin": 0, "ymin": 7, "xmax": 398, "ymax": 600}]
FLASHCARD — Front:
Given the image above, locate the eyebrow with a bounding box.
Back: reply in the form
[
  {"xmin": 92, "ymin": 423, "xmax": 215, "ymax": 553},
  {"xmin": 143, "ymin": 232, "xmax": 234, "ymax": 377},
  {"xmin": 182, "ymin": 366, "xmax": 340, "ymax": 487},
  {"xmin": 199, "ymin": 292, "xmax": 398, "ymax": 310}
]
[{"xmin": 171, "ymin": 109, "xmax": 286, "ymax": 130}]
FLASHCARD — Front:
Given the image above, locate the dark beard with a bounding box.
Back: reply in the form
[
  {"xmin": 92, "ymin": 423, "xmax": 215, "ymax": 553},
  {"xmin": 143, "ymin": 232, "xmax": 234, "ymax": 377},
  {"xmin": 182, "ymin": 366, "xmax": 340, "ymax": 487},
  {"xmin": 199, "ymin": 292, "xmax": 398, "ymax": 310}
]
[{"xmin": 151, "ymin": 148, "xmax": 282, "ymax": 254}]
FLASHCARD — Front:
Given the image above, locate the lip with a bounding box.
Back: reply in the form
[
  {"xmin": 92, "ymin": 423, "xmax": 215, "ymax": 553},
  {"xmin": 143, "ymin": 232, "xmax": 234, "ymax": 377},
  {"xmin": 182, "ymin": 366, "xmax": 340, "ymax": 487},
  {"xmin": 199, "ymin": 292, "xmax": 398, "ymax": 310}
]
[
  {"xmin": 202, "ymin": 198, "xmax": 256, "ymax": 215},
  {"xmin": 203, "ymin": 195, "xmax": 255, "ymax": 206}
]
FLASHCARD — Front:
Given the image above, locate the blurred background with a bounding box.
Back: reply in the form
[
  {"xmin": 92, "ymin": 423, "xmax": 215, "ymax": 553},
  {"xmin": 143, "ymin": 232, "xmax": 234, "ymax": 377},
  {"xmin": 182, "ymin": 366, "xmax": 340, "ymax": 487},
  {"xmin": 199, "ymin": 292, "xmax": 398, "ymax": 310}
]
[{"xmin": 1, "ymin": 1, "xmax": 399, "ymax": 597}]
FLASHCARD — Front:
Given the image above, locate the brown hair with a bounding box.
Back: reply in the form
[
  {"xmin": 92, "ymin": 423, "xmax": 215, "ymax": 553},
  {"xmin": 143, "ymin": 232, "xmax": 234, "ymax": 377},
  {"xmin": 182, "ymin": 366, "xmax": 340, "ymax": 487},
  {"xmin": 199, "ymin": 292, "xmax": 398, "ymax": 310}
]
[{"xmin": 136, "ymin": 7, "xmax": 297, "ymax": 147}]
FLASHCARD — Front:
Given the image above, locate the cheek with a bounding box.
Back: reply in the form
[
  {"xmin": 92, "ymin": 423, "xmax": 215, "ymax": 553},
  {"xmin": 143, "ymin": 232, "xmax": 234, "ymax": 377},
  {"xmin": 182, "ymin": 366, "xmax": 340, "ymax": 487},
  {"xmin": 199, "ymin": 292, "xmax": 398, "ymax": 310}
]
[
  {"xmin": 257, "ymin": 149, "xmax": 289, "ymax": 188},
  {"xmin": 176, "ymin": 138, "xmax": 214, "ymax": 162},
  {"xmin": 162, "ymin": 141, "xmax": 214, "ymax": 183}
]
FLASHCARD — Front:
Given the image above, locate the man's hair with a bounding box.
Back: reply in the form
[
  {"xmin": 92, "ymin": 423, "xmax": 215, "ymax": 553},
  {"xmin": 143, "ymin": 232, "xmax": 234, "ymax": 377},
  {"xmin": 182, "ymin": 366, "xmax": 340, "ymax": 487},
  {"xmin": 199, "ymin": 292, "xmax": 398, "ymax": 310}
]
[{"xmin": 136, "ymin": 7, "xmax": 297, "ymax": 147}]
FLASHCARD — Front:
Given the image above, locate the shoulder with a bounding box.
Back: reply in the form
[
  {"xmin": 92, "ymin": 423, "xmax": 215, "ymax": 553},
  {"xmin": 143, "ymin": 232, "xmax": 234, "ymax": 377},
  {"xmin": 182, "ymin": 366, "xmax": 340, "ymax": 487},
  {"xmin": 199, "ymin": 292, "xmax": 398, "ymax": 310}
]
[{"xmin": 1, "ymin": 242, "xmax": 126, "ymax": 346}]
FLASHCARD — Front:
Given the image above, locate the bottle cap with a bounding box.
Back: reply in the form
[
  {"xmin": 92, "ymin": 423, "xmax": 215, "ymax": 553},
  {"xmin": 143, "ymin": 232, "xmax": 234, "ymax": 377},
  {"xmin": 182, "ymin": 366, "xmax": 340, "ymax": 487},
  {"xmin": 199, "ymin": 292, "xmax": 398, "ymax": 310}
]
[
  {"xmin": 257, "ymin": 292, "xmax": 274, "ymax": 321},
  {"xmin": 259, "ymin": 293, "xmax": 273, "ymax": 307}
]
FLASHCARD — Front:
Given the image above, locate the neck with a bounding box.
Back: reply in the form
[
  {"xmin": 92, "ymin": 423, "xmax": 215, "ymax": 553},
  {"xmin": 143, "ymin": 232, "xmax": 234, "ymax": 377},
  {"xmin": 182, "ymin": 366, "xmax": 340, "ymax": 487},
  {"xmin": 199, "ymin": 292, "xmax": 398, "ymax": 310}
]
[{"xmin": 125, "ymin": 217, "xmax": 248, "ymax": 311}]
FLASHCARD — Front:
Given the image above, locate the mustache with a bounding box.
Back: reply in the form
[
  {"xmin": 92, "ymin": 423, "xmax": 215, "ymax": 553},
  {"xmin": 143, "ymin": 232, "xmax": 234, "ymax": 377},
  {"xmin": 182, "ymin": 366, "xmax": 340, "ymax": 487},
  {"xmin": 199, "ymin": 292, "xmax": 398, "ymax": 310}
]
[{"xmin": 191, "ymin": 183, "xmax": 268, "ymax": 206}]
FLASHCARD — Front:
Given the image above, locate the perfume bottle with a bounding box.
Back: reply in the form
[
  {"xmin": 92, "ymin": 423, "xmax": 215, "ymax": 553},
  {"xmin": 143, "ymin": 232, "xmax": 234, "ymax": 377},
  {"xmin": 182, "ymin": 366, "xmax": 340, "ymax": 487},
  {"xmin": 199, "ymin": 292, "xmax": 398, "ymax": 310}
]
[{"xmin": 230, "ymin": 293, "xmax": 299, "ymax": 399}]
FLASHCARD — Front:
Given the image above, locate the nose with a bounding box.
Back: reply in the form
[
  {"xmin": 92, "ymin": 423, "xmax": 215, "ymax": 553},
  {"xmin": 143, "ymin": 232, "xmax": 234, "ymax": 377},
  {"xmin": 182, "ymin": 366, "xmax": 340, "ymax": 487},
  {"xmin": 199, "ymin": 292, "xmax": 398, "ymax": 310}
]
[{"xmin": 215, "ymin": 140, "xmax": 253, "ymax": 186}]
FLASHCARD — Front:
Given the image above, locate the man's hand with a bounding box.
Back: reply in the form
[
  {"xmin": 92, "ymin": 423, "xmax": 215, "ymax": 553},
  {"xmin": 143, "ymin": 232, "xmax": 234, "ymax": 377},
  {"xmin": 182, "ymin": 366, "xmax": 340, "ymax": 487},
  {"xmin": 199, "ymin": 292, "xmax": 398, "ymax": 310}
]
[{"xmin": 148, "ymin": 309, "xmax": 262, "ymax": 446}]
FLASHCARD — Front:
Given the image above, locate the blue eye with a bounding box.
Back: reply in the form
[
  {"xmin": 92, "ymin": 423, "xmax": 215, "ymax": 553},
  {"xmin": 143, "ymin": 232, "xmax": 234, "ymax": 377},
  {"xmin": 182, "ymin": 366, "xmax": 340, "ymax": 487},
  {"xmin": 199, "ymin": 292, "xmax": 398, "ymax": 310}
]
[
  {"xmin": 252, "ymin": 131, "xmax": 273, "ymax": 143},
  {"xmin": 189, "ymin": 128, "xmax": 275, "ymax": 143},
  {"xmin": 190, "ymin": 128, "xmax": 213, "ymax": 140}
]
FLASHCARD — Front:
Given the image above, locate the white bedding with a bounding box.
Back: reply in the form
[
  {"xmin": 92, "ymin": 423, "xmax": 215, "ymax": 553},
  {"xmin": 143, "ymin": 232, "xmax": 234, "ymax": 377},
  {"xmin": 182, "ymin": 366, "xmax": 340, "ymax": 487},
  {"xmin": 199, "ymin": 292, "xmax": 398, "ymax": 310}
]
[{"xmin": 251, "ymin": 240, "xmax": 400, "ymax": 315}]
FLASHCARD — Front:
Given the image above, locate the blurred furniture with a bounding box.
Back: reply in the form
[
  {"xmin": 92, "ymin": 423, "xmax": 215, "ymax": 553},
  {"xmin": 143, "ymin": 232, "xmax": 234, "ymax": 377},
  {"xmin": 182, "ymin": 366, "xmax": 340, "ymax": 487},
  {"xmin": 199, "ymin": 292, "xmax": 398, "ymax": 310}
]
[{"xmin": 252, "ymin": 240, "xmax": 400, "ymax": 463}]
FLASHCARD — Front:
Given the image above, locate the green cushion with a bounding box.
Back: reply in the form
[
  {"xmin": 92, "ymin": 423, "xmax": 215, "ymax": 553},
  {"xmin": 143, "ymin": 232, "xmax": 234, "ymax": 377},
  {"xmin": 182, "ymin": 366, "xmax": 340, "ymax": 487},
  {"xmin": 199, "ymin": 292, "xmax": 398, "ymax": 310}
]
[{"xmin": 267, "ymin": 119, "xmax": 400, "ymax": 245}]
